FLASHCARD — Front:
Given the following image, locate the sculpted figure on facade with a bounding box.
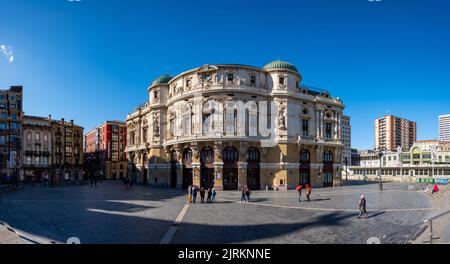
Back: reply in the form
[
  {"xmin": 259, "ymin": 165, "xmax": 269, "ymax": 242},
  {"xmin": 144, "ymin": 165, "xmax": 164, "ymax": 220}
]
[
  {"xmin": 153, "ymin": 114, "xmax": 160, "ymax": 137},
  {"xmin": 278, "ymin": 107, "xmax": 287, "ymax": 130}
]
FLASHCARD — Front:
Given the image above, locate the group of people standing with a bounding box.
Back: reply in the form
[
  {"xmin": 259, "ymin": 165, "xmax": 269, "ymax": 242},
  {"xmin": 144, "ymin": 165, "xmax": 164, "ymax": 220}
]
[{"xmin": 187, "ymin": 185, "xmax": 216, "ymax": 204}]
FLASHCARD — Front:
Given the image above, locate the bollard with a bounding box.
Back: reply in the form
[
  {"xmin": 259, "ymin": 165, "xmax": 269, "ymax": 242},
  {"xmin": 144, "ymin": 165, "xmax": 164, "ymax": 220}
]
[{"xmin": 266, "ymin": 185, "xmax": 268, "ymax": 192}]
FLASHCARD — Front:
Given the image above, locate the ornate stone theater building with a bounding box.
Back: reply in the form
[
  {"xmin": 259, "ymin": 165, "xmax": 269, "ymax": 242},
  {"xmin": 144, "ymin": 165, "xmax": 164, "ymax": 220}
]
[{"xmin": 126, "ymin": 61, "xmax": 345, "ymax": 190}]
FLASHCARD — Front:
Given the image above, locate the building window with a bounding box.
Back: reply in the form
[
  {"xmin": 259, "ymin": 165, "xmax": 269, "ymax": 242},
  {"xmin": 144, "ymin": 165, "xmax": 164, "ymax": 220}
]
[
  {"xmin": 225, "ymin": 109, "xmax": 235, "ymax": 136},
  {"xmin": 248, "ymin": 110, "xmax": 258, "ymax": 136},
  {"xmin": 35, "ymin": 132, "xmax": 40, "ymax": 141},
  {"xmin": 279, "ymin": 77, "xmax": 285, "ymax": 85},
  {"xmin": 325, "ymin": 123, "xmax": 332, "ymax": 139},
  {"xmin": 324, "ymin": 151, "xmax": 333, "ymax": 163},
  {"xmin": 183, "ymin": 111, "xmax": 191, "ymax": 135},
  {"xmin": 186, "ymin": 79, "xmax": 191, "ymax": 88},
  {"xmin": 227, "ymin": 73, "xmax": 234, "ymax": 82},
  {"xmin": 250, "ymin": 76, "xmax": 256, "ymax": 86},
  {"xmin": 203, "ymin": 113, "xmax": 211, "ymax": 135},
  {"xmin": 302, "ymin": 119, "xmax": 309, "ymax": 137},
  {"xmin": 26, "ymin": 156, "xmax": 32, "ymax": 165}
]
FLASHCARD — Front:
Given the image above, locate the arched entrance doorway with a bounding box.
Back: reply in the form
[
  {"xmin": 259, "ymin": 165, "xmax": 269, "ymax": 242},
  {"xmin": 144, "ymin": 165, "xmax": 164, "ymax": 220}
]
[
  {"xmin": 200, "ymin": 146, "xmax": 215, "ymax": 189},
  {"xmin": 247, "ymin": 147, "xmax": 260, "ymax": 190},
  {"xmin": 299, "ymin": 149, "xmax": 311, "ymax": 187},
  {"xmin": 223, "ymin": 146, "xmax": 238, "ymax": 190},
  {"xmin": 323, "ymin": 151, "xmax": 334, "ymax": 187},
  {"xmin": 170, "ymin": 150, "xmax": 178, "ymax": 188},
  {"xmin": 182, "ymin": 148, "xmax": 193, "ymax": 189}
]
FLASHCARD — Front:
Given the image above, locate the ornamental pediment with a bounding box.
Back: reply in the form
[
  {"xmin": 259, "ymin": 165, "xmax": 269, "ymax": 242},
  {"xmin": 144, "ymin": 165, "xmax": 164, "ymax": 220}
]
[{"xmin": 197, "ymin": 64, "xmax": 218, "ymax": 74}]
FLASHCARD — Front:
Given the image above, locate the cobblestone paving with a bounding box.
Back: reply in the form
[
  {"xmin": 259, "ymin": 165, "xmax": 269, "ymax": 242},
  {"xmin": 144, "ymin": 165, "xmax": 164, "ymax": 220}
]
[
  {"xmin": 0, "ymin": 183, "xmax": 186, "ymax": 244},
  {"xmin": 172, "ymin": 183, "xmax": 432, "ymax": 244},
  {"xmin": 0, "ymin": 182, "xmax": 433, "ymax": 244}
]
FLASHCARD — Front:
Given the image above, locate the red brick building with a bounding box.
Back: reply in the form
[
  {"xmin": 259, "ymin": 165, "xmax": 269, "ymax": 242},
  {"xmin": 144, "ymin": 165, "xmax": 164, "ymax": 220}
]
[{"xmin": 84, "ymin": 121, "xmax": 127, "ymax": 180}]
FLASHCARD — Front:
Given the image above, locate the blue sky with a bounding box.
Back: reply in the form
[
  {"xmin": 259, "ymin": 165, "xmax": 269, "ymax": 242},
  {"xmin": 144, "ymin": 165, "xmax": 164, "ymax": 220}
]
[{"xmin": 1, "ymin": 0, "xmax": 449, "ymax": 150}]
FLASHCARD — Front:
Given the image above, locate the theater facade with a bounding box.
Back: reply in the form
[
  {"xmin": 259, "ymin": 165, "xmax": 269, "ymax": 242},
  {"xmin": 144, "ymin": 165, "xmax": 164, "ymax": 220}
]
[{"xmin": 125, "ymin": 61, "xmax": 345, "ymax": 190}]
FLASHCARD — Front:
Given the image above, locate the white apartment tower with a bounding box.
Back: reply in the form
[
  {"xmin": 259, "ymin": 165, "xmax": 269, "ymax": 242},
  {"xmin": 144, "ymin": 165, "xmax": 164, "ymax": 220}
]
[
  {"xmin": 341, "ymin": 115, "xmax": 351, "ymax": 165},
  {"xmin": 439, "ymin": 114, "xmax": 450, "ymax": 142}
]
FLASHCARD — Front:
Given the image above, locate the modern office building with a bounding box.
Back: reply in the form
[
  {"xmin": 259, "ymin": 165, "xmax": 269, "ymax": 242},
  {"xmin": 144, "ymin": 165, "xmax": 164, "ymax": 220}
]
[
  {"xmin": 0, "ymin": 86, "xmax": 23, "ymax": 182},
  {"xmin": 84, "ymin": 121, "xmax": 127, "ymax": 180},
  {"xmin": 126, "ymin": 61, "xmax": 346, "ymax": 190},
  {"xmin": 374, "ymin": 115, "xmax": 416, "ymax": 152},
  {"xmin": 439, "ymin": 114, "xmax": 450, "ymax": 142}
]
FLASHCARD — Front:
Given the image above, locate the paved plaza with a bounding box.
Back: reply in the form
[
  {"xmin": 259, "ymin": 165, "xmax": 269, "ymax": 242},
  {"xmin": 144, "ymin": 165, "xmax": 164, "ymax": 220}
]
[{"xmin": 0, "ymin": 182, "xmax": 438, "ymax": 244}]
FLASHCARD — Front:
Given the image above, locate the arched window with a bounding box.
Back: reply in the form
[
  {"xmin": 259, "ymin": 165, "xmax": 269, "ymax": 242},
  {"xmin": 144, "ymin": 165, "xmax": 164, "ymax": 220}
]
[
  {"xmin": 323, "ymin": 151, "xmax": 333, "ymax": 163},
  {"xmin": 247, "ymin": 147, "xmax": 260, "ymax": 162},
  {"xmin": 225, "ymin": 102, "xmax": 236, "ymax": 136},
  {"xmin": 183, "ymin": 149, "xmax": 192, "ymax": 165},
  {"xmin": 182, "ymin": 106, "xmax": 192, "ymax": 135},
  {"xmin": 300, "ymin": 149, "xmax": 310, "ymax": 163},
  {"xmin": 223, "ymin": 147, "xmax": 238, "ymax": 161},
  {"xmin": 201, "ymin": 146, "xmax": 214, "ymax": 163}
]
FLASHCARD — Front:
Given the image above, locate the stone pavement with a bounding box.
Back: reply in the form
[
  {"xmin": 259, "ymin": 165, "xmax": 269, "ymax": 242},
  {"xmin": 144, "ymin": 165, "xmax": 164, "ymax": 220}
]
[
  {"xmin": 0, "ymin": 182, "xmax": 434, "ymax": 244},
  {"xmin": 172, "ymin": 183, "xmax": 432, "ymax": 244},
  {"xmin": 0, "ymin": 185, "xmax": 25, "ymax": 244}
]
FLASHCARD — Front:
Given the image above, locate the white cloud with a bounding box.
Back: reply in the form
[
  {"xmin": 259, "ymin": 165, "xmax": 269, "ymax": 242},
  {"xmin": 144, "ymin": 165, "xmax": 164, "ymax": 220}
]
[{"xmin": 0, "ymin": 45, "xmax": 14, "ymax": 63}]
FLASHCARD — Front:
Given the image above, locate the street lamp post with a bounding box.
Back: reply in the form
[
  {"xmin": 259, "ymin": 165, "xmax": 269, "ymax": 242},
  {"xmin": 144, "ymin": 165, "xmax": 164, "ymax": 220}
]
[
  {"xmin": 344, "ymin": 157, "xmax": 348, "ymax": 181},
  {"xmin": 431, "ymin": 145, "xmax": 437, "ymax": 180},
  {"xmin": 378, "ymin": 150, "xmax": 384, "ymax": 191}
]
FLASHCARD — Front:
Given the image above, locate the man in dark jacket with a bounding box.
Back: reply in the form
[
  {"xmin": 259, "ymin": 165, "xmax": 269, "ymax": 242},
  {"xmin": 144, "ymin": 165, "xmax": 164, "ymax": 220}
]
[
  {"xmin": 358, "ymin": 195, "xmax": 368, "ymax": 218},
  {"xmin": 192, "ymin": 186, "xmax": 198, "ymax": 203}
]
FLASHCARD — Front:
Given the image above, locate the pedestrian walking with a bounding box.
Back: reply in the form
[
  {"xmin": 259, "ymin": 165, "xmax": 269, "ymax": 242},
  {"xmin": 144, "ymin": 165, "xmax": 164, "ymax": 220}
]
[
  {"xmin": 296, "ymin": 184, "xmax": 303, "ymax": 202},
  {"xmin": 207, "ymin": 188, "xmax": 212, "ymax": 203},
  {"xmin": 305, "ymin": 184, "xmax": 312, "ymax": 202},
  {"xmin": 187, "ymin": 185, "xmax": 193, "ymax": 203},
  {"xmin": 245, "ymin": 187, "xmax": 251, "ymax": 202},
  {"xmin": 241, "ymin": 186, "xmax": 247, "ymax": 203},
  {"xmin": 192, "ymin": 186, "xmax": 198, "ymax": 203},
  {"xmin": 211, "ymin": 188, "xmax": 216, "ymax": 203},
  {"xmin": 358, "ymin": 195, "xmax": 368, "ymax": 218},
  {"xmin": 200, "ymin": 187, "xmax": 205, "ymax": 203},
  {"xmin": 129, "ymin": 174, "xmax": 134, "ymax": 190}
]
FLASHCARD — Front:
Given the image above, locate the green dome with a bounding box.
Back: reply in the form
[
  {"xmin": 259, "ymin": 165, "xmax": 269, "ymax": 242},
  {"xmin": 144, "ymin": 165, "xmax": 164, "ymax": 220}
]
[
  {"xmin": 151, "ymin": 74, "xmax": 173, "ymax": 86},
  {"xmin": 263, "ymin": 60, "xmax": 298, "ymax": 72}
]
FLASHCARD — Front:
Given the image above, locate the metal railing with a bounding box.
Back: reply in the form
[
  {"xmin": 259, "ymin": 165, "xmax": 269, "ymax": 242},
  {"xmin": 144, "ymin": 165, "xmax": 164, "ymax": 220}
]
[{"xmin": 423, "ymin": 209, "xmax": 450, "ymax": 244}]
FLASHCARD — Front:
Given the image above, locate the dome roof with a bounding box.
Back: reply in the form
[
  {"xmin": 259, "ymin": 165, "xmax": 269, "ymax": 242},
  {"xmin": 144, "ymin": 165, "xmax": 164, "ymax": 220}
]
[
  {"xmin": 263, "ymin": 60, "xmax": 298, "ymax": 73},
  {"xmin": 151, "ymin": 74, "xmax": 173, "ymax": 86}
]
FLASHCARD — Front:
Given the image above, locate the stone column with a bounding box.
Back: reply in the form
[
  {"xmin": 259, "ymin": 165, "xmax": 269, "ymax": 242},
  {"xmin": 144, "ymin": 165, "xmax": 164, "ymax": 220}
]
[
  {"xmin": 213, "ymin": 141, "xmax": 224, "ymax": 190},
  {"xmin": 214, "ymin": 162, "xmax": 224, "ymax": 191},
  {"xmin": 192, "ymin": 163, "xmax": 201, "ymax": 187},
  {"xmin": 237, "ymin": 162, "xmax": 248, "ymax": 190},
  {"xmin": 315, "ymin": 108, "xmax": 320, "ymax": 138},
  {"xmin": 238, "ymin": 142, "xmax": 248, "ymax": 189},
  {"xmin": 334, "ymin": 112, "xmax": 339, "ymax": 140}
]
